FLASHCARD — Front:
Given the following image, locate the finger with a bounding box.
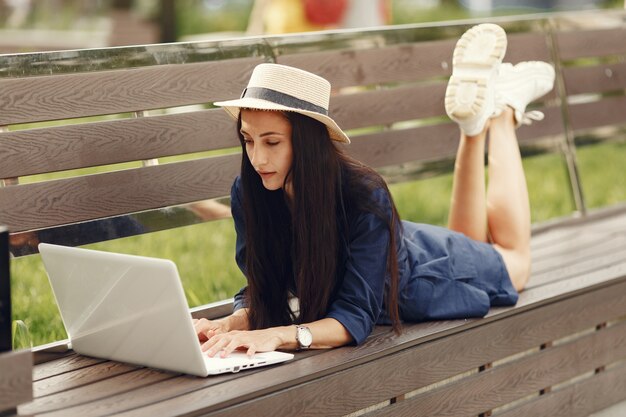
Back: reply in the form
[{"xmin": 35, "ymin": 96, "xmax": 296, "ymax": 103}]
[
  {"xmin": 222, "ymin": 339, "xmax": 242, "ymax": 358},
  {"xmin": 205, "ymin": 329, "xmax": 216, "ymax": 340},
  {"xmin": 193, "ymin": 319, "xmax": 208, "ymax": 334},
  {"xmin": 192, "ymin": 319, "xmax": 198, "ymax": 324},
  {"xmin": 246, "ymin": 344, "xmax": 256, "ymax": 358},
  {"xmin": 206, "ymin": 336, "xmax": 230, "ymax": 357},
  {"xmin": 201, "ymin": 334, "xmax": 221, "ymax": 353}
]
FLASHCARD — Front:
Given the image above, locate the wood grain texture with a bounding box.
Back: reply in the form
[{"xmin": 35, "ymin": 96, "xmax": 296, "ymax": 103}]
[
  {"xmin": 26, "ymin": 350, "xmax": 331, "ymax": 417},
  {"xmin": 19, "ymin": 268, "xmax": 626, "ymax": 415},
  {"xmin": 497, "ymin": 362, "xmax": 626, "ymax": 417},
  {"xmin": 277, "ymin": 39, "xmax": 457, "ymax": 88},
  {"xmin": 556, "ymin": 28, "xmax": 626, "ymax": 60},
  {"xmin": 33, "ymin": 361, "xmax": 138, "ymax": 397},
  {"xmin": 91, "ymin": 278, "xmax": 626, "ymax": 417},
  {"xmin": 530, "ymin": 204, "xmax": 626, "ymax": 240},
  {"xmin": 21, "ymin": 368, "xmax": 178, "ymax": 415},
  {"xmin": 569, "ymin": 96, "xmax": 626, "ymax": 132},
  {"xmin": 0, "ymin": 153, "xmax": 241, "ymax": 232},
  {"xmin": 531, "ymin": 238, "xmax": 626, "ymax": 288},
  {"xmin": 0, "ymin": 350, "xmax": 33, "ymax": 411},
  {"xmin": 530, "ymin": 232, "xmax": 626, "ymax": 275},
  {"xmin": 345, "ymin": 106, "xmax": 562, "ymax": 169},
  {"xmin": 530, "ymin": 231, "xmax": 608, "ymax": 263},
  {"xmin": 367, "ymin": 322, "xmax": 626, "ymax": 417},
  {"xmin": 0, "ymin": 109, "xmax": 239, "ymax": 178},
  {"xmin": 562, "ymin": 62, "xmax": 626, "ymax": 96},
  {"xmin": 19, "ymin": 209, "xmax": 626, "ymax": 416},
  {"xmin": 330, "ymin": 82, "xmax": 447, "ymax": 130},
  {"xmin": 0, "ymin": 57, "xmax": 262, "ymax": 125},
  {"xmin": 34, "ymin": 354, "xmax": 104, "ymax": 381},
  {"xmin": 504, "ymin": 31, "xmax": 552, "ymax": 63},
  {"xmin": 277, "ymin": 32, "xmax": 548, "ymax": 89}
]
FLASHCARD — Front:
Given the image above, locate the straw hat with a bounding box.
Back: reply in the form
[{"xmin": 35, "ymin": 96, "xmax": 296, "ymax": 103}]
[{"xmin": 214, "ymin": 63, "xmax": 350, "ymax": 144}]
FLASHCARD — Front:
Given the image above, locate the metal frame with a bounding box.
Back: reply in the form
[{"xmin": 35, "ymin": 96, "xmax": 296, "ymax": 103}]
[{"xmin": 0, "ymin": 226, "xmax": 10, "ymax": 352}]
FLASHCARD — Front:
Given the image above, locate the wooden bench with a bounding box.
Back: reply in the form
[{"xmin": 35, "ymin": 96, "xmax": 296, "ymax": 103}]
[{"xmin": 1, "ymin": 8, "xmax": 626, "ymax": 416}]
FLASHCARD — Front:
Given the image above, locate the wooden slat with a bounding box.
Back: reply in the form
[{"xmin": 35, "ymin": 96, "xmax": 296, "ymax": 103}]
[
  {"xmin": 0, "ymin": 109, "xmax": 238, "ymax": 178},
  {"xmin": 332, "ymin": 82, "xmax": 557, "ymax": 133},
  {"xmin": 569, "ymin": 96, "xmax": 626, "ymax": 132},
  {"xmin": 505, "ymin": 31, "xmax": 552, "ymax": 64},
  {"xmin": 72, "ymin": 276, "xmax": 626, "ymax": 417},
  {"xmin": 278, "ymin": 39, "xmax": 457, "ymax": 88},
  {"xmin": 20, "ymin": 261, "xmax": 626, "ymax": 416},
  {"xmin": 28, "ymin": 367, "xmax": 273, "ymax": 417},
  {"xmin": 0, "ymin": 153, "xmax": 241, "ymax": 232},
  {"xmin": 556, "ymin": 28, "xmax": 626, "ymax": 60},
  {"xmin": 0, "ymin": 350, "xmax": 32, "ymax": 411},
  {"xmin": 562, "ymin": 62, "xmax": 626, "ymax": 96},
  {"xmin": 24, "ymin": 349, "xmax": 331, "ymax": 416},
  {"xmin": 330, "ymin": 82, "xmax": 447, "ymax": 130},
  {"xmin": 0, "ymin": 57, "xmax": 263, "ymax": 125},
  {"xmin": 531, "ymin": 233, "xmax": 626, "ymax": 278},
  {"xmin": 34, "ymin": 354, "xmax": 105, "ymax": 381},
  {"xmin": 278, "ymin": 32, "xmax": 549, "ymax": 89},
  {"xmin": 347, "ymin": 123, "xmax": 460, "ymax": 168},
  {"xmin": 34, "ymin": 361, "xmax": 139, "ymax": 397},
  {"xmin": 530, "ymin": 231, "xmax": 607, "ymax": 263},
  {"xmin": 531, "ymin": 240, "xmax": 626, "ymax": 288},
  {"xmin": 367, "ymin": 322, "xmax": 626, "ymax": 417},
  {"xmin": 346, "ymin": 106, "xmax": 563, "ymax": 169},
  {"xmin": 497, "ymin": 362, "xmax": 626, "ymax": 417},
  {"xmin": 24, "ymin": 369, "xmax": 178, "ymax": 415}
]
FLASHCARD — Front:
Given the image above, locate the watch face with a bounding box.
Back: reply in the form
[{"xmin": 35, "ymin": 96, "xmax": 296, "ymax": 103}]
[{"xmin": 298, "ymin": 326, "xmax": 312, "ymax": 347}]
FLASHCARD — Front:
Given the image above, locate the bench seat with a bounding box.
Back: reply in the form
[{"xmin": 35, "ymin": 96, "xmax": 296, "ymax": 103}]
[{"xmin": 18, "ymin": 205, "xmax": 626, "ymax": 417}]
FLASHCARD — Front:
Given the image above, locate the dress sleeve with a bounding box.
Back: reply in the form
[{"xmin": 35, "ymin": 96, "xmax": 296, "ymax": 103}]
[
  {"xmin": 325, "ymin": 188, "xmax": 392, "ymax": 345},
  {"xmin": 231, "ymin": 177, "xmax": 249, "ymax": 312}
]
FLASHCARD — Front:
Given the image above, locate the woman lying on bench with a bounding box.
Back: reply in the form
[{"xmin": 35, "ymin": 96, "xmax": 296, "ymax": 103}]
[{"xmin": 194, "ymin": 24, "xmax": 556, "ymax": 356}]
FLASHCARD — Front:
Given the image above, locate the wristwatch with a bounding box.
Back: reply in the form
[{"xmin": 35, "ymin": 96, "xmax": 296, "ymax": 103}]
[{"xmin": 295, "ymin": 325, "xmax": 312, "ymax": 350}]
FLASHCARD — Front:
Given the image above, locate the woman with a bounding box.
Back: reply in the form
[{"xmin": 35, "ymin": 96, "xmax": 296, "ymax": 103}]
[{"xmin": 194, "ymin": 24, "xmax": 555, "ymax": 357}]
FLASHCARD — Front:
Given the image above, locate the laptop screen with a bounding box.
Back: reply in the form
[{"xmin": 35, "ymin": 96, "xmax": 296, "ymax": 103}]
[{"xmin": 0, "ymin": 226, "xmax": 11, "ymax": 352}]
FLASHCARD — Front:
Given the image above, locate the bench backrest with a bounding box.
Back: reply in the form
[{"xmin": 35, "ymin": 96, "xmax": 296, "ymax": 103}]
[
  {"xmin": 0, "ymin": 12, "xmax": 595, "ymax": 256},
  {"xmin": 1, "ymin": 10, "xmax": 624, "ymax": 259}
]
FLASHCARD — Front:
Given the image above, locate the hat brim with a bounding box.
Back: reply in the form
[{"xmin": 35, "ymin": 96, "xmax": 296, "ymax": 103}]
[{"xmin": 213, "ymin": 97, "xmax": 351, "ymax": 144}]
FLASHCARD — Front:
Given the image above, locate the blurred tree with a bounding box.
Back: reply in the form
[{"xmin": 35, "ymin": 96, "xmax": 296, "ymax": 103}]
[{"xmin": 160, "ymin": 0, "xmax": 176, "ymax": 42}]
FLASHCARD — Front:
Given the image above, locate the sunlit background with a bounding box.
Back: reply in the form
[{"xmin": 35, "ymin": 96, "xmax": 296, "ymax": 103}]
[{"xmin": 0, "ymin": 0, "xmax": 624, "ymax": 53}]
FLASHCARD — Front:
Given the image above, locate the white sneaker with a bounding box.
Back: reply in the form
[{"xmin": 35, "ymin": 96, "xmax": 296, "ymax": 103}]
[
  {"xmin": 494, "ymin": 61, "xmax": 556, "ymax": 127},
  {"xmin": 445, "ymin": 23, "xmax": 508, "ymax": 136}
]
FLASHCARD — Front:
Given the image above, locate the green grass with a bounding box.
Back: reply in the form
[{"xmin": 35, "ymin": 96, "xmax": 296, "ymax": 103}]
[{"xmin": 10, "ymin": 141, "xmax": 626, "ymax": 347}]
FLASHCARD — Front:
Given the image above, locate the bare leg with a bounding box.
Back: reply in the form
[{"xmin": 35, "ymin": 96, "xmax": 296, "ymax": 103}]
[
  {"xmin": 448, "ymin": 126, "xmax": 489, "ymax": 242},
  {"xmin": 487, "ymin": 107, "xmax": 531, "ymax": 291}
]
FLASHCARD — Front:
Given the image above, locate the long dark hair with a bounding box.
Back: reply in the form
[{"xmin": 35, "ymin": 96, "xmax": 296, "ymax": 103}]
[{"xmin": 238, "ymin": 110, "xmax": 402, "ymax": 335}]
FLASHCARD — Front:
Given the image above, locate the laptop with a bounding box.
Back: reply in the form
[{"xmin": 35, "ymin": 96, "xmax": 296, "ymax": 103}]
[{"xmin": 38, "ymin": 243, "xmax": 294, "ymax": 377}]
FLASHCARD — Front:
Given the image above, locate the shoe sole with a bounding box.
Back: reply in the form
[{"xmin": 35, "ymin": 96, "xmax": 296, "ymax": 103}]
[{"xmin": 445, "ymin": 24, "xmax": 507, "ymax": 121}]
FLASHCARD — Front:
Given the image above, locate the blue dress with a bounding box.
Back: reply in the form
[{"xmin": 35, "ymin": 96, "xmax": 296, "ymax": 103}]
[{"xmin": 230, "ymin": 178, "xmax": 518, "ymax": 345}]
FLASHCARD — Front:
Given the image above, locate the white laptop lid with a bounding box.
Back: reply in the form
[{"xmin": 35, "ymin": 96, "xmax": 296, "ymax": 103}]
[{"xmin": 39, "ymin": 243, "xmax": 293, "ymax": 377}]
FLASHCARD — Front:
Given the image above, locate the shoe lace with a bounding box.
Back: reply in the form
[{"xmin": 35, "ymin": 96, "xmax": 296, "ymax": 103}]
[{"xmin": 518, "ymin": 110, "xmax": 544, "ymax": 125}]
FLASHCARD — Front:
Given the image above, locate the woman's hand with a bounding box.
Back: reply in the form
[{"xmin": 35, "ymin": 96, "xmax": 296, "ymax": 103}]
[
  {"xmin": 201, "ymin": 327, "xmax": 291, "ymax": 358},
  {"xmin": 193, "ymin": 318, "xmax": 230, "ymax": 343},
  {"xmin": 193, "ymin": 308, "xmax": 251, "ymax": 343}
]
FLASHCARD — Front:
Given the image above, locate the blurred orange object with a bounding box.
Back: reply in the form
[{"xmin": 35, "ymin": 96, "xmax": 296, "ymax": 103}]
[{"xmin": 303, "ymin": 0, "xmax": 348, "ymax": 25}]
